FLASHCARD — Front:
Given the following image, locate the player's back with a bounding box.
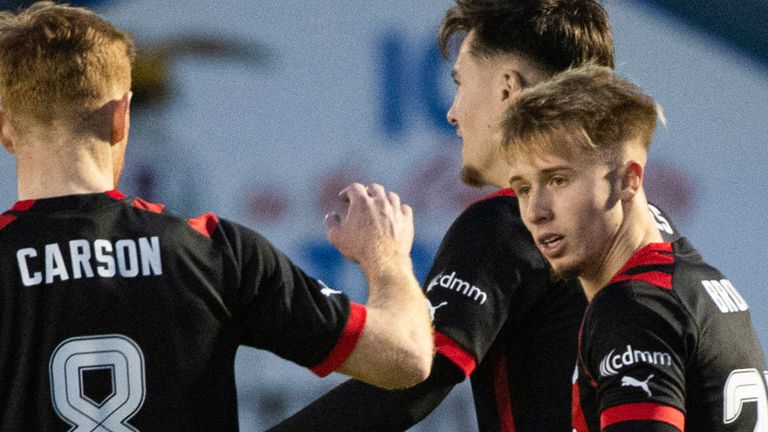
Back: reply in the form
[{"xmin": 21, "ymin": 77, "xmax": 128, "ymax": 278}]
[
  {"xmin": 0, "ymin": 191, "xmax": 298, "ymax": 431},
  {"xmin": 576, "ymin": 237, "xmax": 767, "ymax": 432},
  {"xmin": 672, "ymin": 238, "xmax": 767, "ymax": 431}
]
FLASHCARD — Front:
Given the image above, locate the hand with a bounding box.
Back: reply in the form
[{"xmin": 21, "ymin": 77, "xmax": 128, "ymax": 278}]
[{"xmin": 325, "ymin": 183, "xmax": 414, "ymax": 275}]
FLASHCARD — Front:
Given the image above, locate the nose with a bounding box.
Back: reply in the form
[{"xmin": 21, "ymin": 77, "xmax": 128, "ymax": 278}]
[
  {"xmin": 524, "ymin": 188, "xmax": 553, "ymax": 226},
  {"xmin": 446, "ymin": 101, "xmax": 458, "ymax": 128}
]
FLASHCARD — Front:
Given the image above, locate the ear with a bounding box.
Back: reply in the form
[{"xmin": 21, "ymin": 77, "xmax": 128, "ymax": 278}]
[
  {"xmin": 0, "ymin": 111, "xmax": 14, "ymax": 154},
  {"xmin": 110, "ymin": 91, "xmax": 132, "ymax": 145},
  {"xmin": 501, "ymin": 69, "xmax": 526, "ymax": 103},
  {"xmin": 619, "ymin": 160, "xmax": 644, "ymax": 202}
]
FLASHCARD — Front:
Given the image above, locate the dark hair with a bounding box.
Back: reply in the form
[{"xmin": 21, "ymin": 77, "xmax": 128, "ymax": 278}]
[{"xmin": 439, "ymin": 0, "xmax": 614, "ymax": 72}]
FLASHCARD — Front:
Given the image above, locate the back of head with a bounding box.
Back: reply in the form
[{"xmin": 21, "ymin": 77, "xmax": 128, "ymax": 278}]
[
  {"xmin": 502, "ymin": 64, "xmax": 660, "ymax": 165},
  {"xmin": 439, "ymin": 0, "xmax": 614, "ymax": 72},
  {"xmin": 0, "ymin": 1, "xmax": 135, "ymax": 134}
]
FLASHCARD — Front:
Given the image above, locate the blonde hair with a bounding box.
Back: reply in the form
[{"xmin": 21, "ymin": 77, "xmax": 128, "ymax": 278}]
[
  {"xmin": 501, "ymin": 64, "xmax": 661, "ymax": 166},
  {"xmin": 0, "ymin": 1, "xmax": 135, "ymax": 131}
]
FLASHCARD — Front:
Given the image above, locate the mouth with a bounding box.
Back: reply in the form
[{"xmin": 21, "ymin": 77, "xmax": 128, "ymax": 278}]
[{"xmin": 536, "ymin": 233, "xmax": 564, "ymax": 258}]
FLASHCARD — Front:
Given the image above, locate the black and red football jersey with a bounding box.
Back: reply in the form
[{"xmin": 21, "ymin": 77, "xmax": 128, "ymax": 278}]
[
  {"xmin": 573, "ymin": 238, "xmax": 767, "ymax": 432},
  {"xmin": 0, "ymin": 191, "xmax": 364, "ymax": 431},
  {"xmin": 425, "ymin": 189, "xmax": 682, "ymax": 432}
]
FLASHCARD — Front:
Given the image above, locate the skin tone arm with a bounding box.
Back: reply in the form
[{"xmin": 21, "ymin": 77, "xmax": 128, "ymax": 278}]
[{"xmin": 327, "ymin": 182, "xmax": 434, "ymax": 390}]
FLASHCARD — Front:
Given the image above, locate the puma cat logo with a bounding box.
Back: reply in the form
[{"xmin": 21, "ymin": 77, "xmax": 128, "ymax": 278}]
[
  {"xmin": 621, "ymin": 374, "xmax": 654, "ymax": 397},
  {"xmin": 426, "ymin": 300, "xmax": 448, "ymax": 320}
]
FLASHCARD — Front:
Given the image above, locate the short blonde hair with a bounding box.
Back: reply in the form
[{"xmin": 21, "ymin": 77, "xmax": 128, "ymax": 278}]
[
  {"xmin": 0, "ymin": 1, "xmax": 135, "ymax": 130},
  {"xmin": 501, "ymin": 64, "xmax": 660, "ymax": 166}
]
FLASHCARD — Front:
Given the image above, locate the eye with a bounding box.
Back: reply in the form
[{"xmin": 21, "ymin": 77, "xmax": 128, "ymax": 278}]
[
  {"xmin": 516, "ymin": 184, "xmax": 531, "ymax": 196},
  {"xmin": 550, "ymin": 176, "xmax": 568, "ymax": 187}
]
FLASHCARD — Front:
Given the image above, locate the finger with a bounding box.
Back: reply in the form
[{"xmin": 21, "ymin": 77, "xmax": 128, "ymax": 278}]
[
  {"xmin": 324, "ymin": 211, "xmax": 343, "ymax": 243},
  {"xmin": 387, "ymin": 191, "xmax": 401, "ymax": 214},
  {"xmin": 338, "ymin": 183, "xmax": 366, "ymax": 204},
  {"xmin": 401, "ymin": 204, "xmax": 413, "ymax": 222},
  {"xmin": 366, "ymin": 183, "xmax": 386, "ymax": 199},
  {"xmin": 324, "ymin": 211, "xmax": 342, "ymax": 230}
]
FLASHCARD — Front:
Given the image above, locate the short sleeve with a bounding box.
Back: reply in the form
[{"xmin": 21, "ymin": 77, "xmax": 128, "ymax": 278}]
[
  {"xmin": 424, "ymin": 197, "xmax": 550, "ymax": 378},
  {"xmin": 218, "ymin": 219, "xmax": 364, "ymax": 374},
  {"xmin": 581, "ymin": 282, "xmax": 694, "ymax": 431}
]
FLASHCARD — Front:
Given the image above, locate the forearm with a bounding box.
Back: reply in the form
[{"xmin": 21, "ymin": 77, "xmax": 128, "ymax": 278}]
[
  {"xmin": 339, "ymin": 256, "xmax": 433, "ymax": 389},
  {"xmin": 268, "ymin": 356, "xmax": 459, "ymax": 432}
]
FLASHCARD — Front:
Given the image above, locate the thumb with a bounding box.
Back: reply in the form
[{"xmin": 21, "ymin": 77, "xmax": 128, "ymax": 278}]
[{"xmin": 324, "ymin": 211, "xmax": 342, "ymax": 239}]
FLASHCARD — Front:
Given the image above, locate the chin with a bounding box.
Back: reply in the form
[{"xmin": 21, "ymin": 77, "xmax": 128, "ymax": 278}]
[
  {"xmin": 548, "ymin": 258, "xmax": 582, "ymax": 280},
  {"xmin": 460, "ymin": 165, "xmax": 486, "ymax": 188}
]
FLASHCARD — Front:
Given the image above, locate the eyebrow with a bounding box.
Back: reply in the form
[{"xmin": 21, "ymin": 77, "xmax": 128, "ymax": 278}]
[{"xmin": 509, "ymin": 166, "xmax": 575, "ymax": 185}]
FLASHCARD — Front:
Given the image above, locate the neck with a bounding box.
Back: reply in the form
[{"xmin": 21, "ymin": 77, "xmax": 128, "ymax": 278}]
[
  {"xmin": 579, "ymin": 193, "xmax": 663, "ymax": 300},
  {"xmin": 14, "ymin": 137, "xmax": 115, "ymax": 200}
]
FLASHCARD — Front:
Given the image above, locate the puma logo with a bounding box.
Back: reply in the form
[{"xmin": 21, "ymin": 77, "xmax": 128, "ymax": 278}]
[
  {"xmin": 426, "ymin": 299, "xmax": 448, "ymax": 320},
  {"xmin": 621, "ymin": 374, "xmax": 654, "ymax": 397}
]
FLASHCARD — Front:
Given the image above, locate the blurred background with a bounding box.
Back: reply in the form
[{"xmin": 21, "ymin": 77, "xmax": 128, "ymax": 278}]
[{"xmin": 1, "ymin": 0, "xmax": 767, "ymax": 430}]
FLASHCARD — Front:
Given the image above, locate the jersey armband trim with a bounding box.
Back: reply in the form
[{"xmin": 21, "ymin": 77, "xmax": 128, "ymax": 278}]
[
  {"xmin": 187, "ymin": 213, "xmax": 220, "ymax": 238},
  {"xmin": 311, "ymin": 302, "xmax": 367, "ymax": 377},
  {"xmin": 600, "ymin": 402, "xmax": 685, "ymax": 431},
  {"xmin": 435, "ymin": 332, "xmax": 477, "ymax": 378}
]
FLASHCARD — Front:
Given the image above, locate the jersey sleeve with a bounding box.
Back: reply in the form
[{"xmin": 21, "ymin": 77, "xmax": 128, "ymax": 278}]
[
  {"xmin": 424, "ymin": 197, "xmax": 549, "ymax": 378},
  {"xmin": 581, "ymin": 281, "xmax": 695, "ymax": 432},
  {"xmin": 216, "ymin": 219, "xmax": 365, "ymax": 375}
]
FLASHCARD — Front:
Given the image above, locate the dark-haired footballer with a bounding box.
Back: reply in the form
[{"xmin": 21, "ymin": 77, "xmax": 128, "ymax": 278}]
[{"xmin": 269, "ymin": 2, "xmax": 684, "ymax": 431}]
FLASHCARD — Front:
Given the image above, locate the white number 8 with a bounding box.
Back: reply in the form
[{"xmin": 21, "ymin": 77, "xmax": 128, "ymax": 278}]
[
  {"xmin": 49, "ymin": 334, "xmax": 146, "ymax": 431},
  {"xmin": 724, "ymin": 368, "xmax": 768, "ymax": 432}
]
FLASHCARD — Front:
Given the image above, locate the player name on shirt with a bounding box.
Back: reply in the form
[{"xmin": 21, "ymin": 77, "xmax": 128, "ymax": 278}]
[{"xmin": 16, "ymin": 236, "xmax": 162, "ymax": 287}]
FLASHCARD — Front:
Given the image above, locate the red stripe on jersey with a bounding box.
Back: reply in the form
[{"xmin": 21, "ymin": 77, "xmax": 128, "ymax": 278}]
[
  {"xmin": 187, "ymin": 213, "xmax": 220, "ymax": 238},
  {"xmin": 490, "ymin": 347, "xmax": 516, "ymax": 432},
  {"xmin": 572, "ymin": 382, "xmax": 588, "ymax": 432},
  {"xmin": 0, "ymin": 214, "xmax": 17, "ymax": 230},
  {"xmin": 435, "ymin": 332, "xmax": 477, "ymax": 378},
  {"xmin": 105, "ymin": 190, "xmax": 126, "ymax": 200},
  {"xmin": 610, "ymin": 271, "xmax": 672, "ymax": 290},
  {"xmin": 601, "ymin": 403, "xmax": 685, "ymax": 431},
  {"xmin": 10, "ymin": 199, "xmax": 36, "ymax": 212},
  {"xmin": 609, "ymin": 243, "xmax": 674, "ymax": 289},
  {"xmin": 466, "ymin": 188, "xmax": 517, "ymax": 210},
  {"xmin": 131, "ymin": 198, "xmax": 165, "ymax": 214},
  {"xmin": 311, "ymin": 302, "xmax": 367, "ymax": 377},
  {"xmin": 481, "ymin": 188, "xmax": 517, "ymax": 201},
  {"xmin": 612, "ymin": 242, "xmax": 673, "ymax": 277}
]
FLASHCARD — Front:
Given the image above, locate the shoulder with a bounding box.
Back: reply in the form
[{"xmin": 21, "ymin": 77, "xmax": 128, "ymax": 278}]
[
  {"xmin": 441, "ymin": 190, "xmax": 543, "ymax": 265},
  {"xmin": 463, "ymin": 188, "xmax": 519, "ymax": 218},
  {"xmin": 449, "ymin": 189, "xmax": 525, "ymax": 239}
]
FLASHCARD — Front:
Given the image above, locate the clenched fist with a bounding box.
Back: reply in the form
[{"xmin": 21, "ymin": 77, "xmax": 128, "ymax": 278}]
[{"xmin": 324, "ymin": 183, "xmax": 414, "ymax": 276}]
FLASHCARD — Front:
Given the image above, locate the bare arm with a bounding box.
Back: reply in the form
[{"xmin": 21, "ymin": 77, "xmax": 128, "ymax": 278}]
[{"xmin": 326, "ymin": 183, "xmax": 433, "ymax": 390}]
